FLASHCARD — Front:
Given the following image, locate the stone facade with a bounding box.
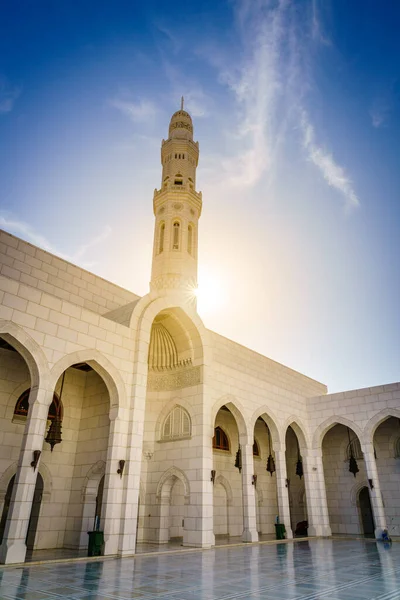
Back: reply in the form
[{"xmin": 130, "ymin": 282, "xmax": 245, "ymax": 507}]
[{"xmin": 0, "ymin": 106, "xmax": 399, "ymax": 564}]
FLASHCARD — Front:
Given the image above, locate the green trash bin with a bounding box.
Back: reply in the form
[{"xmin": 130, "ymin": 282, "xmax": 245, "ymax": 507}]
[
  {"xmin": 274, "ymin": 523, "xmax": 286, "ymax": 540},
  {"xmin": 87, "ymin": 531, "xmax": 104, "ymax": 556}
]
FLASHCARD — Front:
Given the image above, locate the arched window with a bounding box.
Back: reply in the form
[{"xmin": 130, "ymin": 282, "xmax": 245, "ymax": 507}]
[
  {"xmin": 172, "ymin": 221, "xmax": 180, "ymax": 250},
  {"xmin": 187, "ymin": 224, "xmax": 193, "ymax": 255},
  {"xmin": 253, "ymin": 439, "xmax": 260, "ymax": 456},
  {"xmin": 346, "ymin": 437, "xmax": 363, "ymax": 460},
  {"xmin": 159, "ymin": 222, "xmax": 165, "ymax": 254},
  {"xmin": 174, "ymin": 173, "xmax": 183, "ymax": 185},
  {"xmin": 13, "ymin": 389, "xmax": 62, "ymax": 422},
  {"xmin": 213, "ymin": 427, "xmax": 229, "ymax": 451},
  {"xmin": 162, "ymin": 406, "xmax": 191, "ymax": 440}
]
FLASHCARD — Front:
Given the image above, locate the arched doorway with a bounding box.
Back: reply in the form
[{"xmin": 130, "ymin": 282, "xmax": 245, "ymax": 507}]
[
  {"xmin": 359, "ymin": 486, "xmax": 374, "ymax": 536},
  {"xmin": 253, "ymin": 416, "xmax": 278, "ymax": 536},
  {"xmin": 0, "ymin": 474, "xmax": 44, "ymax": 551},
  {"xmin": 213, "ymin": 406, "xmax": 243, "ymax": 539},
  {"xmin": 322, "ymin": 423, "xmax": 366, "ymax": 535},
  {"xmin": 285, "ymin": 426, "xmax": 307, "ymax": 535}
]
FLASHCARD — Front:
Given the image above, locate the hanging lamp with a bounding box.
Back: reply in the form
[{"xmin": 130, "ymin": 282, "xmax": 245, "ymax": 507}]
[
  {"xmin": 347, "ymin": 427, "xmax": 359, "ymax": 477},
  {"xmin": 295, "ymin": 434, "xmax": 303, "ymax": 479},
  {"xmin": 266, "ymin": 423, "xmax": 276, "ymax": 476},
  {"xmin": 45, "ymin": 372, "xmax": 64, "ymax": 452},
  {"xmin": 235, "ymin": 445, "xmax": 242, "ymax": 473}
]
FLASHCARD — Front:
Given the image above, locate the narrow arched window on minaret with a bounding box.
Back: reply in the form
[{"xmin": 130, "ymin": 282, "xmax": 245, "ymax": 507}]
[
  {"xmin": 188, "ymin": 224, "xmax": 193, "ymax": 256},
  {"xmin": 172, "ymin": 221, "xmax": 180, "ymax": 250},
  {"xmin": 159, "ymin": 223, "xmax": 165, "ymax": 254}
]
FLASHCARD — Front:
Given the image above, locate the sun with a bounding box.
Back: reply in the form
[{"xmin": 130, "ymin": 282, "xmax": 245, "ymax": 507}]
[{"xmin": 195, "ymin": 270, "xmax": 227, "ymax": 318}]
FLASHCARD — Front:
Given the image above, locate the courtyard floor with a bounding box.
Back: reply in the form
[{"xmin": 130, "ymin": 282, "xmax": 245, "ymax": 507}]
[{"xmin": 1, "ymin": 539, "xmax": 400, "ymax": 600}]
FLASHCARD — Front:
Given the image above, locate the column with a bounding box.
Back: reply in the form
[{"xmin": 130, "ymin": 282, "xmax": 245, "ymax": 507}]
[
  {"xmin": 275, "ymin": 447, "xmax": 293, "ymax": 539},
  {"xmin": 101, "ymin": 410, "xmax": 129, "ymax": 556},
  {"xmin": 0, "ymin": 387, "xmax": 51, "ymax": 564},
  {"xmin": 240, "ymin": 441, "xmax": 258, "ymax": 542},
  {"xmin": 303, "ymin": 449, "xmax": 332, "ymax": 537},
  {"xmin": 362, "ymin": 442, "xmax": 387, "ymax": 539}
]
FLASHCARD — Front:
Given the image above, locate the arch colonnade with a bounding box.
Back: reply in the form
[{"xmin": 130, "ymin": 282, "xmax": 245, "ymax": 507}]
[{"xmin": 0, "ymin": 318, "xmax": 399, "ymax": 564}]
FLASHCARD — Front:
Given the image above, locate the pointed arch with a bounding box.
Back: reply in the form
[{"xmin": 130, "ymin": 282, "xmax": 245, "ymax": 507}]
[
  {"xmin": 156, "ymin": 467, "xmax": 190, "ymax": 504},
  {"xmin": 130, "ymin": 293, "xmax": 211, "ymax": 368},
  {"xmin": 0, "ymin": 320, "xmax": 49, "ymax": 389},
  {"xmin": 364, "ymin": 408, "xmax": 400, "ymax": 442},
  {"xmin": 312, "ymin": 416, "xmax": 364, "ymax": 449},
  {"xmin": 211, "ymin": 395, "xmax": 249, "ymax": 441},
  {"xmin": 49, "ymin": 349, "xmax": 127, "ymax": 412},
  {"xmin": 249, "ymin": 406, "xmax": 281, "ymax": 447},
  {"xmin": 284, "ymin": 418, "xmax": 310, "ymax": 452}
]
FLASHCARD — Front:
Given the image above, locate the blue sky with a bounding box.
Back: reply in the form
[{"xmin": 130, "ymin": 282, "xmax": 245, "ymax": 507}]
[{"xmin": 0, "ymin": 0, "xmax": 399, "ymax": 393}]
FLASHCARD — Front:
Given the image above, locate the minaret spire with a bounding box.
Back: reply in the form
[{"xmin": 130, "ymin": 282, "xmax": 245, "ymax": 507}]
[{"xmin": 150, "ymin": 106, "xmax": 202, "ymax": 294}]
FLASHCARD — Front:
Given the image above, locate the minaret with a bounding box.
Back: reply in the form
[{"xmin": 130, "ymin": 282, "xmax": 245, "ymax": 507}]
[{"xmin": 150, "ymin": 100, "xmax": 202, "ymax": 293}]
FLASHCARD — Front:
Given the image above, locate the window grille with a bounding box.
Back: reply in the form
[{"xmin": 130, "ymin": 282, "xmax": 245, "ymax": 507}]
[{"xmin": 162, "ymin": 406, "xmax": 191, "ymax": 440}]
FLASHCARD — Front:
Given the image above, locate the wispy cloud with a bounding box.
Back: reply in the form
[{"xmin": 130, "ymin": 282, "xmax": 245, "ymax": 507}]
[
  {"xmin": 0, "ymin": 214, "xmax": 112, "ymax": 268},
  {"xmin": 109, "ymin": 98, "xmax": 158, "ymax": 123},
  {"xmin": 198, "ymin": 0, "xmax": 360, "ymax": 210},
  {"xmin": 369, "ymin": 95, "xmax": 391, "ymax": 128},
  {"xmin": 300, "ymin": 109, "xmax": 359, "ymax": 211},
  {"xmin": 311, "ymin": 0, "xmax": 331, "ymax": 46},
  {"xmin": 213, "ymin": 0, "xmax": 289, "ymax": 187},
  {"xmin": 0, "ymin": 77, "xmax": 21, "ymax": 114}
]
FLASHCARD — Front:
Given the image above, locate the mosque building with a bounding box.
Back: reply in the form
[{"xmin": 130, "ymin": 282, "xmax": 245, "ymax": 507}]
[{"xmin": 0, "ymin": 104, "xmax": 399, "ymax": 564}]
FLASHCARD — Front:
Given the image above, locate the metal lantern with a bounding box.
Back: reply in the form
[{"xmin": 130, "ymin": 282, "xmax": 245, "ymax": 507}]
[
  {"xmin": 296, "ymin": 436, "xmax": 303, "ymax": 479},
  {"xmin": 45, "ymin": 416, "xmax": 62, "ymax": 452},
  {"xmin": 45, "ymin": 371, "xmax": 64, "ymax": 452},
  {"xmin": 347, "ymin": 427, "xmax": 359, "ymax": 477},
  {"xmin": 235, "ymin": 445, "xmax": 242, "ymax": 473},
  {"xmin": 266, "ymin": 424, "xmax": 276, "ymax": 476}
]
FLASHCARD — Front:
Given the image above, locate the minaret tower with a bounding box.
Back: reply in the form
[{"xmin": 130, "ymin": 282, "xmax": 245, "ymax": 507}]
[{"xmin": 150, "ymin": 99, "xmax": 202, "ymax": 293}]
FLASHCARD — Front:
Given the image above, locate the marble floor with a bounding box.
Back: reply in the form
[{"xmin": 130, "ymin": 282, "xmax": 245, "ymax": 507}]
[{"xmin": 1, "ymin": 539, "xmax": 400, "ymax": 600}]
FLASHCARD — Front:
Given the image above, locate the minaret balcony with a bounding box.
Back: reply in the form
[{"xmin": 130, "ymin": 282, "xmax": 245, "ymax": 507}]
[{"xmin": 153, "ymin": 184, "xmax": 202, "ymax": 214}]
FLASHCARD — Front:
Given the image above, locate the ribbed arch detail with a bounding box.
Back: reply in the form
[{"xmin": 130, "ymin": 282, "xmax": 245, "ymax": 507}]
[{"xmin": 148, "ymin": 322, "xmax": 179, "ymax": 370}]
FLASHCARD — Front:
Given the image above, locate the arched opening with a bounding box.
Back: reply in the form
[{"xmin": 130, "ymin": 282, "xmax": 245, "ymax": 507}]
[
  {"xmin": 0, "ymin": 473, "xmax": 43, "ymax": 553},
  {"xmin": 172, "ymin": 221, "xmax": 180, "ymax": 250},
  {"xmin": 322, "ymin": 423, "xmax": 366, "ymax": 535},
  {"xmin": 187, "ymin": 224, "xmax": 193, "ymax": 255},
  {"xmin": 213, "ymin": 405, "xmax": 243, "ymax": 540},
  {"xmin": 252, "ymin": 417, "xmax": 278, "ymax": 537},
  {"xmin": 285, "ymin": 426, "xmax": 308, "ymax": 536},
  {"xmin": 358, "ymin": 486, "xmax": 374, "ymax": 536},
  {"xmin": 14, "ymin": 361, "xmax": 114, "ymax": 556},
  {"xmin": 138, "ymin": 307, "xmax": 204, "ymax": 546},
  {"xmin": 158, "ymin": 222, "xmax": 165, "ymax": 254},
  {"xmin": 156, "ymin": 468, "xmax": 190, "ymax": 545},
  {"xmin": 372, "ymin": 416, "xmax": 400, "ymax": 537}
]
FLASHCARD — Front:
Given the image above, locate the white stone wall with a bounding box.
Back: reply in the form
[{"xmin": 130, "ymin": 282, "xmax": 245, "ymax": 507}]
[{"xmin": 0, "ymin": 230, "xmax": 138, "ymax": 316}]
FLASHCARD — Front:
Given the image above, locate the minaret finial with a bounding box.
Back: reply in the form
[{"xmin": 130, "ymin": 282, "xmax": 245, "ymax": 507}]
[{"xmin": 181, "ymin": 96, "xmax": 184, "ymax": 110}]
